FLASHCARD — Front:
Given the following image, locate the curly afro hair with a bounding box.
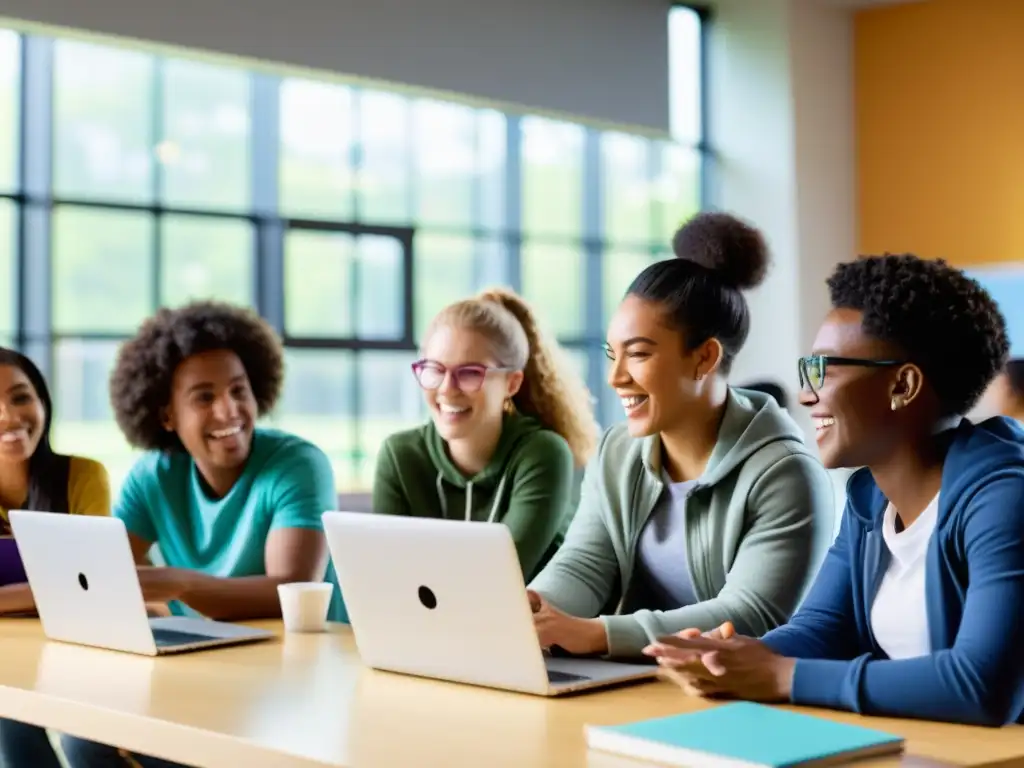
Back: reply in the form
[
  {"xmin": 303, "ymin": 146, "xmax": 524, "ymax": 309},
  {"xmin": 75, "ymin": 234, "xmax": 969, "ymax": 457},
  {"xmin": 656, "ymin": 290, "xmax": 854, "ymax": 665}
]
[
  {"xmin": 827, "ymin": 253, "xmax": 1009, "ymax": 417},
  {"xmin": 109, "ymin": 301, "xmax": 285, "ymax": 452}
]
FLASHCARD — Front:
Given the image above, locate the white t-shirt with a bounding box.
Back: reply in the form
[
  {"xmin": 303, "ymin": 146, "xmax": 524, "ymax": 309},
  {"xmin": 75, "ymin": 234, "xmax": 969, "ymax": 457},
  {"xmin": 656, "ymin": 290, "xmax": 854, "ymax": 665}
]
[{"xmin": 869, "ymin": 493, "xmax": 939, "ymax": 660}]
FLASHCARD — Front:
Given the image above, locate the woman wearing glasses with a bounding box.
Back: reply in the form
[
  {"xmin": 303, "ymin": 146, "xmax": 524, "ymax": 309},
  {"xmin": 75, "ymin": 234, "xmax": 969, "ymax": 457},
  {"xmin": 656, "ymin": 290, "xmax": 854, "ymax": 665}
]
[
  {"xmin": 645, "ymin": 254, "xmax": 1024, "ymax": 726},
  {"xmin": 526, "ymin": 212, "xmax": 835, "ymax": 659},
  {"xmin": 372, "ymin": 288, "xmax": 599, "ymax": 579}
]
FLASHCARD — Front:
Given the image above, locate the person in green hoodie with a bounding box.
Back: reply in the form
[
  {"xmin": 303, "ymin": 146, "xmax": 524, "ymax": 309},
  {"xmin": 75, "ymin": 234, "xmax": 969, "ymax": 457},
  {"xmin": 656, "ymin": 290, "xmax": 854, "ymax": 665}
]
[
  {"xmin": 372, "ymin": 287, "xmax": 601, "ymax": 579},
  {"xmin": 527, "ymin": 212, "xmax": 836, "ymax": 659}
]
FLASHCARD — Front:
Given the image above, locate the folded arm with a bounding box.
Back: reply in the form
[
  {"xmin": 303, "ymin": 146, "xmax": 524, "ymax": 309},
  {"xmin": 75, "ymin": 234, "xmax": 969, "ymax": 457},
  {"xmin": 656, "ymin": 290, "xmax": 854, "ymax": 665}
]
[
  {"xmin": 603, "ymin": 454, "xmax": 834, "ymax": 658},
  {"xmin": 501, "ymin": 433, "xmax": 575, "ymax": 579},
  {"xmin": 527, "ymin": 452, "xmax": 618, "ymax": 620},
  {"xmin": 790, "ymin": 472, "xmax": 1024, "ymax": 726}
]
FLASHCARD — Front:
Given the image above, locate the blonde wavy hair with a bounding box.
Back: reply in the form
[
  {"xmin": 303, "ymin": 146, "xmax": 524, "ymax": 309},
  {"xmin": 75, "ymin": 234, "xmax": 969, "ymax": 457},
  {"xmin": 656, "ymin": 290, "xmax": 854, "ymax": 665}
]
[{"xmin": 425, "ymin": 287, "xmax": 600, "ymax": 467}]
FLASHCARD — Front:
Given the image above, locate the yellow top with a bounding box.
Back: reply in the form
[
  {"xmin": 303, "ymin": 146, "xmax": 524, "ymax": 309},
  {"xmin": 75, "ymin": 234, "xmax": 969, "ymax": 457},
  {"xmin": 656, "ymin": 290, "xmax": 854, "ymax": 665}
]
[{"xmin": 0, "ymin": 456, "xmax": 111, "ymax": 528}]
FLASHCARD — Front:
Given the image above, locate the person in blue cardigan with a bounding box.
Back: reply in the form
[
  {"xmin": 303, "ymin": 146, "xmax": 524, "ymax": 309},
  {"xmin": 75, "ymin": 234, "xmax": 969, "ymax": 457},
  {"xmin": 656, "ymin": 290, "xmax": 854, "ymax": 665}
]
[{"xmin": 644, "ymin": 253, "xmax": 1024, "ymax": 726}]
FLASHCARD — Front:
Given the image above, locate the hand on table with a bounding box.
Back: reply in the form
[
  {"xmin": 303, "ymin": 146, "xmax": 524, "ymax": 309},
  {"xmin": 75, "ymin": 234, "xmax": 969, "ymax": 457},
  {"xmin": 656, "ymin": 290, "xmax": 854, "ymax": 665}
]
[
  {"xmin": 642, "ymin": 621, "xmax": 795, "ymax": 703},
  {"xmin": 136, "ymin": 566, "xmax": 200, "ymax": 604},
  {"xmin": 527, "ymin": 589, "xmax": 608, "ymax": 656}
]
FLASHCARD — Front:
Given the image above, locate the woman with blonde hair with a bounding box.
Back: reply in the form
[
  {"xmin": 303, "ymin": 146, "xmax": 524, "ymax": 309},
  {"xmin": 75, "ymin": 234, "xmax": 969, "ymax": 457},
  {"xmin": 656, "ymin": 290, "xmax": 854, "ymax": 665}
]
[{"xmin": 372, "ymin": 287, "xmax": 599, "ymax": 579}]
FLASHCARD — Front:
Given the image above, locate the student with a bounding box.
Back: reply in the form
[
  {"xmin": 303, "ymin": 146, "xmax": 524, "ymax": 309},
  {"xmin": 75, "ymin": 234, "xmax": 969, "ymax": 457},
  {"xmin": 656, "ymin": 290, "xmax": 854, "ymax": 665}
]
[
  {"xmin": 373, "ymin": 287, "xmax": 599, "ymax": 580},
  {"xmin": 526, "ymin": 212, "xmax": 834, "ymax": 659},
  {"xmin": 645, "ymin": 254, "xmax": 1024, "ymax": 726},
  {"xmin": 60, "ymin": 301, "xmax": 337, "ymax": 768},
  {"xmin": 0, "ymin": 348, "xmax": 111, "ymax": 768},
  {"xmin": 973, "ymin": 358, "xmax": 1024, "ymax": 423}
]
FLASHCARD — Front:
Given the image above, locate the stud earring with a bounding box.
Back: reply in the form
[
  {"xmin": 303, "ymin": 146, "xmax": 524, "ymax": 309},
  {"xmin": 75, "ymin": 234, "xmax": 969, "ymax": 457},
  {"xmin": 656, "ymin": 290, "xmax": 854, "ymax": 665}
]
[{"xmin": 890, "ymin": 397, "xmax": 899, "ymax": 411}]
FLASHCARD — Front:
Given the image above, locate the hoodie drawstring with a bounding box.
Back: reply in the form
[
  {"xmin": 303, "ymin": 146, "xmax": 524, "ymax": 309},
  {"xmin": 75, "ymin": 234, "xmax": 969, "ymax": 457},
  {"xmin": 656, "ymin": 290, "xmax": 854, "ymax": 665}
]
[{"xmin": 435, "ymin": 470, "xmax": 508, "ymax": 524}]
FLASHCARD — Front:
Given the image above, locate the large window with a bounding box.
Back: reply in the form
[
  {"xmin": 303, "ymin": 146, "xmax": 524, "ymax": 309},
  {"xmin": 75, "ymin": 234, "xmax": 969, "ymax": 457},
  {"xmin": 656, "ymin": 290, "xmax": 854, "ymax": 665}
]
[{"xmin": 0, "ymin": 6, "xmax": 705, "ymax": 493}]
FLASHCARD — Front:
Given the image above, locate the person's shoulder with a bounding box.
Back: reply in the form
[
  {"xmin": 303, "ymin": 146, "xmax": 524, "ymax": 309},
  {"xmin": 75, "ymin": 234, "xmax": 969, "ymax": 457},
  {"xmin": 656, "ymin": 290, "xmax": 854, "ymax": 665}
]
[
  {"xmin": 378, "ymin": 423, "xmax": 431, "ymax": 457},
  {"xmin": 68, "ymin": 455, "xmax": 110, "ymax": 482},
  {"xmin": 509, "ymin": 427, "xmax": 574, "ymax": 470},
  {"xmin": 253, "ymin": 428, "xmax": 332, "ymax": 470},
  {"xmin": 123, "ymin": 449, "xmax": 186, "ymax": 486}
]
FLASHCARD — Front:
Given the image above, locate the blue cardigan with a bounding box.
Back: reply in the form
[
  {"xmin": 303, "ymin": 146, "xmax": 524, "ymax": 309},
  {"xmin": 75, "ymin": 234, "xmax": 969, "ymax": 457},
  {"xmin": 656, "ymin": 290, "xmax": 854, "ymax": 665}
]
[{"xmin": 762, "ymin": 416, "xmax": 1024, "ymax": 726}]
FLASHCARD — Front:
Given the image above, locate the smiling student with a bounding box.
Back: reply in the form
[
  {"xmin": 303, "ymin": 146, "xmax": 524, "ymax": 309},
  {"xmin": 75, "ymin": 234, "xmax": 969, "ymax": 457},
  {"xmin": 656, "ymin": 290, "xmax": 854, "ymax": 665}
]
[
  {"xmin": 60, "ymin": 300, "xmax": 337, "ymax": 768},
  {"xmin": 372, "ymin": 287, "xmax": 599, "ymax": 579},
  {"xmin": 527, "ymin": 212, "xmax": 834, "ymax": 659},
  {"xmin": 0, "ymin": 348, "xmax": 111, "ymax": 768},
  {"xmin": 646, "ymin": 254, "xmax": 1024, "ymax": 726}
]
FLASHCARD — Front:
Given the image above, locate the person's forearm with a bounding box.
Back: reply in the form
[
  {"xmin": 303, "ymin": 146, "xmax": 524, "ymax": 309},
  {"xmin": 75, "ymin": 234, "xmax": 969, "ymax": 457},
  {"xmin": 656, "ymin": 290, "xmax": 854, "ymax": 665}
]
[
  {"xmin": 0, "ymin": 583, "xmax": 36, "ymax": 615},
  {"xmin": 180, "ymin": 574, "xmax": 290, "ymax": 621}
]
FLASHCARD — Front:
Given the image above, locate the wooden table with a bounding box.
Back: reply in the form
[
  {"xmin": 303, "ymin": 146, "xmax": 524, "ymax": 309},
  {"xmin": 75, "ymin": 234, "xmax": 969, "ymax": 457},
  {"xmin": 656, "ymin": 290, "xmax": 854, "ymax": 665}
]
[{"xmin": 1, "ymin": 619, "xmax": 1023, "ymax": 767}]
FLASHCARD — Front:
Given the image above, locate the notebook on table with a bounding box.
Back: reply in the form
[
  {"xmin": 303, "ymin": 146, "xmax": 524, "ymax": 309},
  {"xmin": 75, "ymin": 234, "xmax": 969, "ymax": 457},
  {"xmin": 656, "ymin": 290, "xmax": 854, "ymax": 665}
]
[{"xmin": 585, "ymin": 701, "xmax": 904, "ymax": 767}]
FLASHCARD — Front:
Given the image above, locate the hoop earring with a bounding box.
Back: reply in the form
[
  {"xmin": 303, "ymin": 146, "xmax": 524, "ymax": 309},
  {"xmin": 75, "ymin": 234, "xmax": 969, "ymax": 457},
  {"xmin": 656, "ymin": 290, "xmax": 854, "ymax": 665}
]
[{"xmin": 504, "ymin": 397, "xmax": 515, "ymax": 414}]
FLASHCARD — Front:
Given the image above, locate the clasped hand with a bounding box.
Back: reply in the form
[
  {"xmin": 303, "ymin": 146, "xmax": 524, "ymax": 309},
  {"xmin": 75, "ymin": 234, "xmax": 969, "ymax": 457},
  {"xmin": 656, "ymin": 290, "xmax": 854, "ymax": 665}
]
[
  {"xmin": 642, "ymin": 621, "xmax": 796, "ymax": 702},
  {"xmin": 136, "ymin": 565, "xmax": 198, "ymax": 604}
]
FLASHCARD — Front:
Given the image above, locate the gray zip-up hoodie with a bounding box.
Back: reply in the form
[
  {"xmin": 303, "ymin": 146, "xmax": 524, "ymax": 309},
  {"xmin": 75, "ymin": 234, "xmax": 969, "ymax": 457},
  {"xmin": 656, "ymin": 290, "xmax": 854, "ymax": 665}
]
[{"xmin": 529, "ymin": 388, "xmax": 835, "ymax": 658}]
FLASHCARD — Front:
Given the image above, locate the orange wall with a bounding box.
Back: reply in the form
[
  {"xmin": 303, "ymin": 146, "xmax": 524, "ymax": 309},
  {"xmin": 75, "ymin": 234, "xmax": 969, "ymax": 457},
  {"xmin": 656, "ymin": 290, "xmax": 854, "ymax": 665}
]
[{"xmin": 855, "ymin": 0, "xmax": 1024, "ymax": 266}]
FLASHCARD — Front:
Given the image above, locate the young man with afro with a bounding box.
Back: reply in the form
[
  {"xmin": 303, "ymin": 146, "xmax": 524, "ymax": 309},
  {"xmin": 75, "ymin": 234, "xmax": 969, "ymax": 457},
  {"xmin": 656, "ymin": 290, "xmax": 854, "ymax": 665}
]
[
  {"xmin": 647, "ymin": 253, "xmax": 1024, "ymax": 726},
  {"xmin": 61, "ymin": 300, "xmax": 339, "ymax": 768}
]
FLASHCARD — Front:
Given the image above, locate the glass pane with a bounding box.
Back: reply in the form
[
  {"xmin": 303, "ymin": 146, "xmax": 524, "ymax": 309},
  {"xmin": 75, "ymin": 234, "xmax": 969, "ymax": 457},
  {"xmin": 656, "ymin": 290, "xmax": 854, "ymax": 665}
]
[
  {"xmin": 478, "ymin": 110, "xmax": 507, "ymax": 231},
  {"xmin": 604, "ymin": 250, "xmax": 657, "ymax": 326},
  {"xmin": 284, "ymin": 230, "xmax": 404, "ymax": 339},
  {"xmin": 521, "ymin": 242, "xmax": 584, "ymax": 338},
  {"xmin": 52, "ymin": 340, "xmax": 136, "ymax": 494},
  {"xmin": 52, "ymin": 207, "xmax": 154, "ymax": 334},
  {"xmin": 161, "ymin": 58, "xmax": 251, "ymax": 209},
  {"xmin": 161, "ymin": 216, "xmax": 254, "ymax": 307},
  {"xmin": 413, "ymin": 100, "xmax": 475, "ymax": 227},
  {"xmin": 358, "ymin": 90, "xmax": 410, "ymax": 223},
  {"xmin": 276, "ymin": 350, "xmax": 356, "ymax": 490},
  {"xmin": 0, "ymin": 30, "xmax": 19, "ymax": 192},
  {"xmin": 356, "ymin": 350, "xmax": 424, "ymax": 491},
  {"xmin": 602, "ymin": 133, "xmax": 654, "ymax": 245},
  {"xmin": 669, "ymin": 6, "xmax": 703, "ymax": 145},
  {"xmin": 658, "ymin": 143, "xmax": 702, "ymax": 242},
  {"xmin": 521, "ymin": 117, "xmax": 584, "ymax": 238},
  {"xmin": 0, "ymin": 199, "xmax": 14, "ymax": 337},
  {"xmin": 279, "ymin": 79, "xmax": 354, "ymax": 219},
  {"xmin": 53, "ymin": 40, "xmax": 154, "ymax": 202},
  {"xmin": 414, "ymin": 234, "xmax": 476, "ymax": 342}
]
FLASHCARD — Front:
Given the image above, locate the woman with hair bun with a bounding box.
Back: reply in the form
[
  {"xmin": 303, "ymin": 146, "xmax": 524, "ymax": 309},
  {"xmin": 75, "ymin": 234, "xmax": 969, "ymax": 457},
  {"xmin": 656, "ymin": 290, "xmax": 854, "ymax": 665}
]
[
  {"xmin": 373, "ymin": 287, "xmax": 600, "ymax": 580},
  {"xmin": 527, "ymin": 212, "xmax": 834, "ymax": 659}
]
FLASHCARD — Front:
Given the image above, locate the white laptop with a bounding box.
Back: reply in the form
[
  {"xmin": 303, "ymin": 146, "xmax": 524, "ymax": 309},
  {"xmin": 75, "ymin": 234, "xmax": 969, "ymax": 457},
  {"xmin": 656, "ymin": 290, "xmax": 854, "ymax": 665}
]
[
  {"xmin": 322, "ymin": 511, "xmax": 658, "ymax": 696},
  {"xmin": 8, "ymin": 510, "xmax": 273, "ymax": 656}
]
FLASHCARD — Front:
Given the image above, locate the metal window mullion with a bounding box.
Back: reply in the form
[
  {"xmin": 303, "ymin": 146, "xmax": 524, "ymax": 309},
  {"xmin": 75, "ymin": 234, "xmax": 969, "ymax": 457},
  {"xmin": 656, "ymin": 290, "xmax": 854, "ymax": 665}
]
[
  {"xmin": 251, "ymin": 72, "xmax": 283, "ymax": 335},
  {"xmin": 151, "ymin": 56, "xmax": 165, "ymax": 310},
  {"xmin": 504, "ymin": 115, "xmax": 523, "ymax": 292},
  {"xmin": 581, "ymin": 127, "xmax": 604, "ymax": 422},
  {"xmin": 17, "ymin": 35, "xmax": 54, "ymax": 376}
]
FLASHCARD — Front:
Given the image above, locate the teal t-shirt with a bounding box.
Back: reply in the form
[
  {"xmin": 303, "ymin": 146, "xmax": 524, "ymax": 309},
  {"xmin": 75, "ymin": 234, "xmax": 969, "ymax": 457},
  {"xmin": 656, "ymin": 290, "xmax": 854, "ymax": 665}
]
[{"xmin": 115, "ymin": 427, "xmax": 348, "ymax": 620}]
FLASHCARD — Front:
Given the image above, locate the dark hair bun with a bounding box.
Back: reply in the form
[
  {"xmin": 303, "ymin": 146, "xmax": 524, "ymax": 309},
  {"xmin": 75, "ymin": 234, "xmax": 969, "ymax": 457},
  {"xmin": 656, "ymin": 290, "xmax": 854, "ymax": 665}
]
[{"xmin": 671, "ymin": 211, "xmax": 770, "ymax": 290}]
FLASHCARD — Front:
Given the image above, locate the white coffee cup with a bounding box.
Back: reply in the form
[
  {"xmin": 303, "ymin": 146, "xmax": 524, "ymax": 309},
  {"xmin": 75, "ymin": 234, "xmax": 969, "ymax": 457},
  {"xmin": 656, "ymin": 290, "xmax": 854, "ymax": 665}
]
[{"xmin": 277, "ymin": 582, "xmax": 334, "ymax": 633}]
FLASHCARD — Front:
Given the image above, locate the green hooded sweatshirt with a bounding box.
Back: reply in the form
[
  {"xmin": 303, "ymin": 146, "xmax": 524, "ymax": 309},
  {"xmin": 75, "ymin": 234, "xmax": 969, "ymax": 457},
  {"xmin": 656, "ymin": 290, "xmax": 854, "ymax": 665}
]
[
  {"xmin": 372, "ymin": 412, "xmax": 577, "ymax": 579},
  {"xmin": 528, "ymin": 388, "xmax": 835, "ymax": 658}
]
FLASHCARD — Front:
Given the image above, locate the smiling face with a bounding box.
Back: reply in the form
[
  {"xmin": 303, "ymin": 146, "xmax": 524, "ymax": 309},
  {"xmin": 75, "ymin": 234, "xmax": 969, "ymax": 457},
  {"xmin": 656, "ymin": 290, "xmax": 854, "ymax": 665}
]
[
  {"xmin": 163, "ymin": 350, "xmax": 257, "ymax": 480},
  {"xmin": 0, "ymin": 364, "xmax": 46, "ymax": 464},
  {"xmin": 417, "ymin": 325, "xmax": 523, "ymax": 442},
  {"xmin": 801, "ymin": 307, "xmax": 922, "ymax": 469},
  {"xmin": 605, "ymin": 294, "xmax": 712, "ymax": 438}
]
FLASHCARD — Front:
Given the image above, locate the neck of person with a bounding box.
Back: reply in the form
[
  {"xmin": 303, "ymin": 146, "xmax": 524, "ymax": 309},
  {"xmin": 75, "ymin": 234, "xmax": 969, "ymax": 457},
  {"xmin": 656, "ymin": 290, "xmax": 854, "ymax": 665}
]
[
  {"xmin": 447, "ymin": 414, "xmax": 505, "ymax": 478},
  {"xmin": 659, "ymin": 380, "xmax": 729, "ymax": 484},
  {"xmin": 869, "ymin": 430, "xmax": 948, "ymax": 529},
  {"xmin": 0, "ymin": 459, "xmax": 30, "ymax": 510},
  {"xmin": 196, "ymin": 460, "xmax": 247, "ymax": 500}
]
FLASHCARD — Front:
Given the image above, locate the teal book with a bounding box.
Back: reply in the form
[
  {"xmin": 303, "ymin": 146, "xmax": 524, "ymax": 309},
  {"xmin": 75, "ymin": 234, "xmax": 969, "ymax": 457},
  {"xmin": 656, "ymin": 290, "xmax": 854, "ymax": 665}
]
[{"xmin": 585, "ymin": 702, "xmax": 904, "ymax": 767}]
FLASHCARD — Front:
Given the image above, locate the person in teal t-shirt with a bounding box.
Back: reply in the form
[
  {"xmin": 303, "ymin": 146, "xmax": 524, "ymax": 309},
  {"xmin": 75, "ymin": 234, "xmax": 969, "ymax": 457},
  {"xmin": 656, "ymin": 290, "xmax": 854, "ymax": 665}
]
[{"xmin": 61, "ymin": 300, "xmax": 338, "ymax": 768}]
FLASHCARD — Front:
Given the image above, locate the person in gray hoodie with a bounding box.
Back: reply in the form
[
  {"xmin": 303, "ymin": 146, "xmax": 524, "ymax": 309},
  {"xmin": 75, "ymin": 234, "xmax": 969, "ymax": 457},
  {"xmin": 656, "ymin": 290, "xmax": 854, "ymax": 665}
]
[{"xmin": 528, "ymin": 212, "xmax": 835, "ymax": 659}]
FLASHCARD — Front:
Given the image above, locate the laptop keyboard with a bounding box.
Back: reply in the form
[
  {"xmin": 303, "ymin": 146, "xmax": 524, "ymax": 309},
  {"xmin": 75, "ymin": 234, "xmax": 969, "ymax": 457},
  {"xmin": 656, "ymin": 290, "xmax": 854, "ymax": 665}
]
[
  {"xmin": 152, "ymin": 628, "xmax": 219, "ymax": 648},
  {"xmin": 547, "ymin": 669, "xmax": 590, "ymax": 684}
]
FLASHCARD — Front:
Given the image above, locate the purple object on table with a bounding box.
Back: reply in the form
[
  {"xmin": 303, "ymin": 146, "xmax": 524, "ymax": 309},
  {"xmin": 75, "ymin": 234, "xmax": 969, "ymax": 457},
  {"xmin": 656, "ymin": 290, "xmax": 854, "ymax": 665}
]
[{"xmin": 0, "ymin": 536, "xmax": 28, "ymax": 586}]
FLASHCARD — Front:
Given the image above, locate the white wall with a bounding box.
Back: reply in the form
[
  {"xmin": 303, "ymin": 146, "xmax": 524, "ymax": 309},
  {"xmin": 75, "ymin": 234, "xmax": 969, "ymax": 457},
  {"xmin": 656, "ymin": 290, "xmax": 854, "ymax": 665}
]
[
  {"xmin": 705, "ymin": 0, "xmax": 857, "ymax": 524},
  {"xmin": 705, "ymin": 0, "xmax": 856, "ymax": 435},
  {"xmin": 0, "ymin": 0, "xmax": 671, "ymax": 134}
]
